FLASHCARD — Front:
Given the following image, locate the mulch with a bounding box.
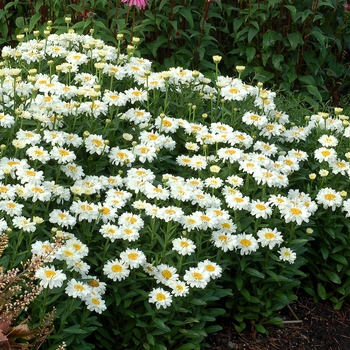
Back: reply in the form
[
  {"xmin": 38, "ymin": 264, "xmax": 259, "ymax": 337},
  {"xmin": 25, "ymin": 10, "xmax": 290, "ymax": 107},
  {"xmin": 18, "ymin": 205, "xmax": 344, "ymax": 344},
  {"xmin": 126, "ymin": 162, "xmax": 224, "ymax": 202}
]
[{"xmin": 207, "ymin": 293, "xmax": 350, "ymax": 350}]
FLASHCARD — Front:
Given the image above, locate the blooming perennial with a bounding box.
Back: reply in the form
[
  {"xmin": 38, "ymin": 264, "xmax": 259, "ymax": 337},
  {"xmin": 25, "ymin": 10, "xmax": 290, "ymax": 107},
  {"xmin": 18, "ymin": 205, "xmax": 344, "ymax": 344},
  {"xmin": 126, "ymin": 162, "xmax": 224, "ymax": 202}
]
[{"xmin": 1, "ymin": 30, "xmax": 349, "ymax": 320}]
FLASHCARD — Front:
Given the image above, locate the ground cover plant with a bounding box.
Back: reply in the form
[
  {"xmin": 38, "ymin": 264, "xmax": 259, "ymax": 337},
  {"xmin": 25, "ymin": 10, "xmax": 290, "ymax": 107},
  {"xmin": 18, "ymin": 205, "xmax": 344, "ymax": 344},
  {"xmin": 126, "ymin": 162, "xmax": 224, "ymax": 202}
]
[{"xmin": 1, "ymin": 19, "xmax": 350, "ymax": 350}]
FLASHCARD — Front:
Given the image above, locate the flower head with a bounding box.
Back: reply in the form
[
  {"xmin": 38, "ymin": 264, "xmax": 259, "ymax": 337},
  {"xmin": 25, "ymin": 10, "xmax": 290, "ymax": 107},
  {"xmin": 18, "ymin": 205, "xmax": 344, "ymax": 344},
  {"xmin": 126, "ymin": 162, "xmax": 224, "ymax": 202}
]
[
  {"xmin": 35, "ymin": 265, "xmax": 67, "ymax": 289},
  {"xmin": 278, "ymin": 247, "xmax": 297, "ymax": 264},
  {"xmin": 148, "ymin": 288, "xmax": 172, "ymax": 309}
]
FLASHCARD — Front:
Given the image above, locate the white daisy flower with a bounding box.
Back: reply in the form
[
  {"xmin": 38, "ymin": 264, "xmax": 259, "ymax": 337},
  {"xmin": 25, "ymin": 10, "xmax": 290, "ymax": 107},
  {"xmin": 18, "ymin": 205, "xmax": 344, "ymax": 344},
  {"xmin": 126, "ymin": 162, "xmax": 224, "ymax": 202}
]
[
  {"xmin": 103, "ymin": 259, "xmax": 130, "ymax": 281},
  {"xmin": 35, "ymin": 265, "xmax": 67, "ymax": 289},
  {"xmin": 183, "ymin": 267, "xmax": 210, "ymax": 288},
  {"xmin": 172, "ymin": 237, "xmax": 196, "ymax": 256},
  {"xmin": 257, "ymin": 228, "xmax": 284, "ymax": 249},
  {"xmin": 236, "ymin": 233, "xmax": 259, "ymax": 255},
  {"xmin": 148, "ymin": 288, "xmax": 173, "ymax": 309},
  {"xmin": 278, "ymin": 247, "xmax": 297, "ymax": 264}
]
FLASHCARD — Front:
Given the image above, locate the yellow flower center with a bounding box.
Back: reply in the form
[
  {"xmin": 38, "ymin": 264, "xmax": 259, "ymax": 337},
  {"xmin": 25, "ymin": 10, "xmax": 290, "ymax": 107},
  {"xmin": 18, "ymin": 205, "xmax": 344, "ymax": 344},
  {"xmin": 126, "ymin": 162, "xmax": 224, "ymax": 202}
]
[
  {"xmin": 325, "ymin": 193, "xmax": 336, "ymax": 201},
  {"xmin": 128, "ymin": 253, "xmax": 139, "ymax": 260},
  {"xmin": 91, "ymin": 298, "xmax": 100, "ymax": 305},
  {"xmin": 291, "ymin": 208, "xmax": 302, "ymax": 215},
  {"xmin": 44, "ymin": 270, "xmax": 56, "ymax": 278},
  {"xmin": 162, "ymin": 270, "xmax": 172, "ymax": 279},
  {"xmin": 156, "ymin": 293, "xmax": 166, "ymax": 301},
  {"xmin": 92, "ymin": 139, "xmax": 103, "ymax": 147},
  {"xmin": 74, "ymin": 284, "xmax": 85, "ymax": 291},
  {"xmin": 240, "ymin": 239, "xmax": 251, "ymax": 247},
  {"xmin": 88, "ymin": 280, "xmax": 99, "ymax": 288},
  {"xmin": 193, "ymin": 272, "xmax": 203, "ymax": 280},
  {"xmin": 32, "ymin": 187, "xmax": 44, "ymax": 193},
  {"xmin": 205, "ymin": 265, "xmax": 215, "ymax": 272},
  {"xmin": 112, "ymin": 264, "xmax": 122, "ymax": 273},
  {"xmin": 58, "ymin": 149, "xmax": 70, "ymax": 156}
]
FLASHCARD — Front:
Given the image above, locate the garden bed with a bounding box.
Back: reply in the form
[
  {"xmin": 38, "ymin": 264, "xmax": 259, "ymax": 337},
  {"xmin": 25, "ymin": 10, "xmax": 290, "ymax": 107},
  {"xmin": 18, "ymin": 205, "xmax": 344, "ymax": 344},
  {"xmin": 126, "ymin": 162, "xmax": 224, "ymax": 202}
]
[{"xmin": 208, "ymin": 293, "xmax": 350, "ymax": 349}]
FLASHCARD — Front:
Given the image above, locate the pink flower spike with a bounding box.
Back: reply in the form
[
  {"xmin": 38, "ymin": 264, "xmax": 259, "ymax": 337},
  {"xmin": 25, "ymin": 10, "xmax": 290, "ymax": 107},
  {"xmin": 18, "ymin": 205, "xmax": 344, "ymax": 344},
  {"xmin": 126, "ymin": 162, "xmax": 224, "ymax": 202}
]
[{"xmin": 121, "ymin": 0, "xmax": 148, "ymax": 10}]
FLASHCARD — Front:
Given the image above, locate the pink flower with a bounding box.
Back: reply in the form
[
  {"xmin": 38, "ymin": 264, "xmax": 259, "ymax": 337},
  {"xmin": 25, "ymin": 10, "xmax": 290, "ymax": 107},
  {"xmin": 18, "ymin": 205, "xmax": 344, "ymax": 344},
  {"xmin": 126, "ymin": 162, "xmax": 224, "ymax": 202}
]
[
  {"xmin": 121, "ymin": 0, "xmax": 148, "ymax": 9},
  {"xmin": 345, "ymin": 3, "xmax": 350, "ymax": 11}
]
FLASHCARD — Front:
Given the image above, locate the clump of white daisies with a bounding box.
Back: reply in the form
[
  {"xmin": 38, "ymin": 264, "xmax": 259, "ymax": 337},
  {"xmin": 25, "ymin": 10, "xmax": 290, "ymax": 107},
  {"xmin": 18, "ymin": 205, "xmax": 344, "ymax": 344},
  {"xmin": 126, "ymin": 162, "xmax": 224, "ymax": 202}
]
[{"xmin": 0, "ymin": 27, "xmax": 350, "ymax": 315}]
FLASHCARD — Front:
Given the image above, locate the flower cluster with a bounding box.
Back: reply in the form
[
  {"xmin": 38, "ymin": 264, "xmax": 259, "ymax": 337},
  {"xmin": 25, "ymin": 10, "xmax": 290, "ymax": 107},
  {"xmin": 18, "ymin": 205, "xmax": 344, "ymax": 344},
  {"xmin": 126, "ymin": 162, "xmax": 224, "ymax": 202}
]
[{"xmin": 1, "ymin": 29, "xmax": 349, "ymax": 317}]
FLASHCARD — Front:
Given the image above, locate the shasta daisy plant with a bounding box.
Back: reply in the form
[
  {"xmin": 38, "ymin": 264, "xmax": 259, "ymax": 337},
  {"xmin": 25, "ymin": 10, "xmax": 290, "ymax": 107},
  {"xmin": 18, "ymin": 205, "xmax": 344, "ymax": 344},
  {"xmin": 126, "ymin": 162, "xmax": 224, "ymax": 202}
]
[{"xmin": 0, "ymin": 25, "xmax": 350, "ymax": 348}]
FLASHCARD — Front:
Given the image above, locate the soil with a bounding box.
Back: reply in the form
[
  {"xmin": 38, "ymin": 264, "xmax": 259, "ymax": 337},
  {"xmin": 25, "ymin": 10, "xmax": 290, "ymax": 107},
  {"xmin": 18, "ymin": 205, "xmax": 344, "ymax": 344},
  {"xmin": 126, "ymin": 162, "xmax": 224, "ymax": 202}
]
[{"xmin": 207, "ymin": 293, "xmax": 350, "ymax": 350}]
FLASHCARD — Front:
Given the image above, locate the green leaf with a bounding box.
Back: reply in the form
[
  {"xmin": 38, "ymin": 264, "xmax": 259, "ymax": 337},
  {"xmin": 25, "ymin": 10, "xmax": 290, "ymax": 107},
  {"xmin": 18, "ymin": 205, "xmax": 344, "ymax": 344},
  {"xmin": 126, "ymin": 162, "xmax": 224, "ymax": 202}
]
[
  {"xmin": 248, "ymin": 27, "xmax": 259, "ymax": 43},
  {"xmin": 146, "ymin": 333, "xmax": 155, "ymax": 346},
  {"xmin": 254, "ymin": 323, "xmax": 268, "ymax": 334},
  {"xmin": 63, "ymin": 325, "xmax": 87, "ymax": 334},
  {"xmin": 176, "ymin": 344, "xmax": 196, "ymax": 350},
  {"xmin": 272, "ymin": 53, "xmax": 284, "ymax": 70},
  {"xmin": 235, "ymin": 276, "xmax": 243, "ymax": 290},
  {"xmin": 178, "ymin": 8, "xmax": 194, "ymax": 29},
  {"xmin": 267, "ymin": 317, "xmax": 283, "ymax": 326},
  {"xmin": 301, "ymin": 9, "xmax": 314, "ymax": 22},
  {"xmin": 298, "ymin": 75, "xmax": 317, "ymax": 85},
  {"xmin": 334, "ymin": 300, "xmax": 344, "ymax": 310},
  {"xmin": 68, "ymin": 3, "xmax": 83, "ymax": 12},
  {"xmin": 28, "ymin": 13, "xmax": 41, "ymax": 32},
  {"xmin": 158, "ymin": 0, "xmax": 169, "ymax": 11},
  {"xmin": 233, "ymin": 18, "xmax": 244, "ymax": 33},
  {"xmin": 240, "ymin": 288, "xmax": 251, "ymax": 301},
  {"xmin": 325, "ymin": 227, "xmax": 335, "ymax": 238},
  {"xmin": 287, "ymin": 32, "xmax": 304, "ymax": 50},
  {"xmin": 245, "ymin": 267, "xmax": 265, "ymax": 279},
  {"xmin": 317, "ymin": 283, "xmax": 327, "ymax": 300},
  {"xmin": 323, "ymin": 270, "xmax": 341, "ymax": 284},
  {"xmin": 15, "ymin": 16, "xmax": 25, "ymax": 28},
  {"xmin": 331, "ymin": 254, "xmax": 348, "ymax": 265},
  {"xmin": 246, "ymin": 47, "xmax": 256, "ymax": 63},
  {"xmin": 320, "ymin": 247, "xmax": 329, "ymax": 260},
  {"xmin": 153, "ymin": 318, "xmax": 171, "ymax": 332},
  {"xmin": 310, "ymin": 27, "xmax": 326, "ymax": 45},
  {"xmin": 205, "ymin": 325, "xmax": 222, "ymax": 334},
  {"xmin": 190, "ymin": 298, "xmax": 206, "ymax": 306},
  {"xmin": 149, "ymin": 35, "xmax": 168, "ymax": 58},
  {"xmin": 284, "ymin": 4, "xmax": 296, "ymax": 16},
  {"xmin": 305, "ymin": 85, "xmax": 322, "ymax": 101},
  {"xmin": 286, "ymin": 69, "xmax": 298, "ymax": 83}
]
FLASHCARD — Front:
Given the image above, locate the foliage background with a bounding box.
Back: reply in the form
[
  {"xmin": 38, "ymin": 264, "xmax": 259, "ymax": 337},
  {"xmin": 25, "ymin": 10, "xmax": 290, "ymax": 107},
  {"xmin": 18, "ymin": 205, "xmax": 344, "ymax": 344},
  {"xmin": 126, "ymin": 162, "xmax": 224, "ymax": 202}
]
[{"xmin": 1, "ymin": 0, "xmax": 350, "ymax": 105}]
